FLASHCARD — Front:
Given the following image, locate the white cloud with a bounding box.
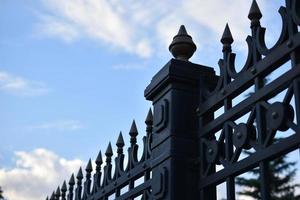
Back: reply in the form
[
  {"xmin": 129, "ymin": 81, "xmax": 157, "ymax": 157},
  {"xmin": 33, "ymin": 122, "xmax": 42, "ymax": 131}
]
[
  {"xmin": 0, "ymin": 71, "xmax": 49, "ymax": 97},
  {"xmin": 36, "ymin": 0, "xmax": 273, "ymax": 59},
  {"xmin": 28, "ymin": 120, "xmax": 84, "ymax": 131},
  {"xmin": 0, "ymin": 148, "xmax": 83, "ymax": 200},
  {"xmin": 37, "ymin": 16, "xmax": 79, "ymax": 43},
  {"xmin": 37, "ymin": 0, "xmax": 155, "ymax": 58}
]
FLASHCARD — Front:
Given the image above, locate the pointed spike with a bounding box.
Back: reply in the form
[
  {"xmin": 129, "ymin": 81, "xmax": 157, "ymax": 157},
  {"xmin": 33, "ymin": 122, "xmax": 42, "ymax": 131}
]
[
  {"xmin": 145, "ymin": 108, "xmax": 153, "ymax": 125},
  {"xmin": 116, "ymin": 131, "xmax": 125, "ymax": 147},
  {"xmin": 105, "ymin": 142, "xmax": 113, "ymax": 157},
  {"xmin": 86, "ymin": 159, "xmax": 93, "ymax": 172},
  {"xmin": 95, "ymin": 150, "xmax": 103, "ymax": 165},
  {"xmin": 177, "ymin": 25, "xmax": 188, "ymax": 35},
  {"xmin": 76, "ymin": 167, "xmax": 83, "ymax": 179},
  {"xmin": 129, "ymin": 120, "xmax": 138, "ymax": 137},
  {"xmin": 62, "ymin": 180, "xmax": 67, "ymax": 191},
  {"xmin": 69, "ymin": 173, "xmax": 75, "ymax": 185},
  {"xmin": 50, "ymin": 192, "xmax": 55, "ymax": 200},
  {"xmin": 221, "ymin": 23, "xmax": 234, "ymax": 44},
  {"xmin": 248, "ymin": 0, "xmax": 262, "ymax": 20},
  {"xmin": 56, "ymin": 186, "xmax": 61, "ymax": 196},
  {"xmin": 46, "ymin": 196, "xmax": 49, "ymax": 200}
]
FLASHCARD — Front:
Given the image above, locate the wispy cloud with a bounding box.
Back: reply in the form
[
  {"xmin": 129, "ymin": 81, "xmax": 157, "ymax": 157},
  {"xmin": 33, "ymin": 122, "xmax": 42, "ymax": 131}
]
[
  {"xmin": 0, "ymin": 71, "xmax": 49, "ymax": 96},
  {"xmin": 37, "ymin": 15, "xmax": 80, "ymax": 43},
  {"xmin": 0, "ymin": 148, "xmax": 83, "ymax": 200},
  {"xmin": 35, "ymin": 0, "xmax": 273, "ymax": 59},
  {"xmin": 36, "ymin": 0, "xmax": 154, "ymax": 58},
  {"xmin": 28, "ymin": 120, "xmax": 84, "ymax": 131}
]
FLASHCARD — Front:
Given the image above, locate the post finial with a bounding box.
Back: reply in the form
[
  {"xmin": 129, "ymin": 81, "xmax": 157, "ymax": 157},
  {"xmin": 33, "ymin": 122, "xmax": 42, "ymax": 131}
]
[{"xmin": 169, "ymin": 25, "xmax": 197, "ymax": 61}]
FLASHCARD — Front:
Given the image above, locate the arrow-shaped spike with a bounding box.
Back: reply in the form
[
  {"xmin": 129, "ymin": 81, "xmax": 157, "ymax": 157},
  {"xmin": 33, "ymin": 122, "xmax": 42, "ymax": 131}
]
[
  {"xmin": 50, "ymin": 191, "xmax": 55, "ymax": 200},
  {"xmin": 62, "ymin": 180, "xmax": 67, "ymax": 191},
  {"xmin": 116, "ymin": 131, "xmax": 125, "ymax": 148},
  {"xmin": 145, "ymin": 108, "xmax": 153, "ymax": 125},
  {"xmin": 95, "ymin": 150, "xmax": 103, "ymax": 165},
  {"xmin": 86, "ymin": 158, "xmax": 93, "ymax": 172},
  {"xmin": 105, "ymin": 142, "xmax": 113, "ymax": 157},
  {"xmin": 221, "ymin": 23, "xmax": 234, "ymax": 45},
  {"xmin": 248, "ymin": 0, "xmax": 262, "ymax": 20},
  {"xmin": 69, "ymin": 173, "xmax": 75, "ymax": 185},
  {"xmin": 76, "ymin": 167, "xmax": 83, "ymax": 179},
  {"xmin": 56, "ymin": 186, "xmax": 61, "ymax": 196},
  {"xmin": 129, "ymin": 120, "xmax": 138, "ymax": 137}
]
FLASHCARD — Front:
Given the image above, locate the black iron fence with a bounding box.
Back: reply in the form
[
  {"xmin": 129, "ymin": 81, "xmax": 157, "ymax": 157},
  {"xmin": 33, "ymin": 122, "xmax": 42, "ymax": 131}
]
[{"xmin": 47, "ymin": 0, "xmax": 300, "ymax": 199}]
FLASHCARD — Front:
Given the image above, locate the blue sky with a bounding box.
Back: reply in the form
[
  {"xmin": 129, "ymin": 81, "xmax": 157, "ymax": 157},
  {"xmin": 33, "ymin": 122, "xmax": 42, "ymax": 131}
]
[{"xmin": 0, "ymin": 0, "xmax": 295, "ymax": 199}]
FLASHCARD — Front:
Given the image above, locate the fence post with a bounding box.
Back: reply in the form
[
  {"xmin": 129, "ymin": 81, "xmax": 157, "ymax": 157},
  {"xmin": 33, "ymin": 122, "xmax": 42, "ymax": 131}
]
[{"xmin": 144, "ymin": 25, "xmax": 218, "ymax": 200}]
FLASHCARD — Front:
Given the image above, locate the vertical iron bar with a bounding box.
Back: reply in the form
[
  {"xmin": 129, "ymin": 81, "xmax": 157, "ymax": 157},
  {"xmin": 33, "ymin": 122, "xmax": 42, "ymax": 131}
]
[
  {"xmin": 255, "ymin": 78, "xmax": 270, "ymax": 200},
  {"xmin": 221, "ymin": 23, "xmax": 235, "ymax": 200},
  {"xmin": 199, "ymin": 113, "xmax": 217, "ymax": 200},
  {"xmin": 115, "ymin": 187, "xmax": 120, "ymax": 198},
  {"xmin": 249, "ymin": 5, "xmax": 271, "ymax": 197},
  {"xmin": 287, "ymin": 0, "xmax": 300, "ymax": 160},
  {"xmin": 291, "ymin": 49, "xmax": 300, "ymax": 156},
  {"xmin": 224, "ymin": 90, "xmax": 234, "ymax": 199},
  {"xmin": 224, "ymin": 102, "xmax": 235, "ymax": 200}
]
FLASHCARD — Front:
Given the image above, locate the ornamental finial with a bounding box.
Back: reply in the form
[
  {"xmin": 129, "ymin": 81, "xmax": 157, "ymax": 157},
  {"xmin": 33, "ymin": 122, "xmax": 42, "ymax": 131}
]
[{"xmin": 169, "ymin": 25, "xmax": 197, "ymax": 61}]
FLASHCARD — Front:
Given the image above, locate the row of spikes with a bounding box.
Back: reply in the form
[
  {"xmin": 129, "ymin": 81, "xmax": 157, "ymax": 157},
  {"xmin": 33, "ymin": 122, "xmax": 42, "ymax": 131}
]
[
  {"xmin": 46, "ymin": 108, "xmax": 153, "ymax": 200},
  {"xmin": 209, "ymin": 0, "xmax": 299, "ymax": 93}
]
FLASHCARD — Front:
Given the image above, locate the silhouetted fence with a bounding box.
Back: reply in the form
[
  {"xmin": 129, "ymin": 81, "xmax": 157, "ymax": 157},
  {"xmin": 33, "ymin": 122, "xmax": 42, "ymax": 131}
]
[{"xmin": 47, "ymin": 0, "xmax": 300, "ymax": 199}]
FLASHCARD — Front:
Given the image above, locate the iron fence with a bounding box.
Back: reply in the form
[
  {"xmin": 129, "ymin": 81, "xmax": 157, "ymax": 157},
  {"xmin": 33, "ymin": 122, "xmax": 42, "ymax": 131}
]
[{"xmin": 47, "ymin": 0, "xmax": 300, "ymax": 199}]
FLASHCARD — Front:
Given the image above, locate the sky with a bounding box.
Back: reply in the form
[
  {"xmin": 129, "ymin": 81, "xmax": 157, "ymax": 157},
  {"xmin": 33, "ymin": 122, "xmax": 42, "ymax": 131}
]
[{"xmin": 0, "ymin": 0, "xmax": 297, "ymax": 199}]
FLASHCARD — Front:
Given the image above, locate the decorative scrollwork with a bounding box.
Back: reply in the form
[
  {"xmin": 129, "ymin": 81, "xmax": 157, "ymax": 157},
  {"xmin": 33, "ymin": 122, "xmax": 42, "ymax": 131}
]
[
  {"xmin": 202, "ymin": 0, "xmax": 300, "ymax": 100},
  {"xmin": 232, "ymin": 123, "xmax": 256, "ymax": 150},
  {"xmin": 227, "ymin": 36, "xmax": 254, "ymax": 79},
  {"xmin": 266, "ymin": 102, "xmax": 294, "ymax": 132},
  {"xmin": 256, "ymin": 7, "xmax": 289, "ymax": 56},
  {"xmin": 202, "ymin": 96, "xmax": 298, "ymax": 176},
  {"xmin": 205, "ymin": 139, "xmax": 220, "ymax": 164}
]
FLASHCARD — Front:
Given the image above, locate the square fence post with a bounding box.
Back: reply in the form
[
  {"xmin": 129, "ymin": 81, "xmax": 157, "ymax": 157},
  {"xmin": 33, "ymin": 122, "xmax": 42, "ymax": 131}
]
[{"xmin": 145, "ymin": 57, "xmax": 217, "ymax": 199}]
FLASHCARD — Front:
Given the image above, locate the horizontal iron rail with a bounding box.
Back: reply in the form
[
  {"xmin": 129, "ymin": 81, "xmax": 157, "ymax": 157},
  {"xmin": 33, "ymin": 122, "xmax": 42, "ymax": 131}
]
[
  {"xmin": 199, "ymin": 130, "xmax": 300, "ymax": 188},
  {"xmin": 116, "ymin": 180, "xmax": 152, "ymax": 200}
]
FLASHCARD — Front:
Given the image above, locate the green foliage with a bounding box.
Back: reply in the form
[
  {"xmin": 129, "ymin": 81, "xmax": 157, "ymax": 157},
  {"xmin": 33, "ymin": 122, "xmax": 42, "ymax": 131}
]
[{"xmin": 236, "ymin": 151, "xmax": 300, "ymax": 200}]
